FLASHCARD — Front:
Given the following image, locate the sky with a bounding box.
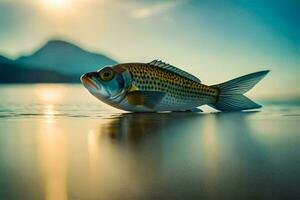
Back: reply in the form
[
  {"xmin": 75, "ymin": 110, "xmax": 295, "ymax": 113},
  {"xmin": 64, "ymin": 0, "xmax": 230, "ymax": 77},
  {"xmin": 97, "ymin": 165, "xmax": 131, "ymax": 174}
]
[{"xmin": 0, "ymin": 0, "xmax": 299, "ymax": 98}]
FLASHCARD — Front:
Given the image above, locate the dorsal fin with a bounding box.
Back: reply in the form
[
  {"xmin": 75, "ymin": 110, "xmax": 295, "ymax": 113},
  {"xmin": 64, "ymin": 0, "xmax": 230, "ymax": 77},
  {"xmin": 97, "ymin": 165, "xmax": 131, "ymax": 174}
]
[{"xmin": 148, "ymin": 60, "xmax": 201, "ymax": 83}]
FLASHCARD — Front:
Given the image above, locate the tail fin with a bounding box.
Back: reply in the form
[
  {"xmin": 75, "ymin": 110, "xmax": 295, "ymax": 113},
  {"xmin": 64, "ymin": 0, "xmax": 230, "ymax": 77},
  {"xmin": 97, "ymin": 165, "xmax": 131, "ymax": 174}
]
[{"xmin": 209, "ymin": 70, "xmax": 270, "ymax": 111}]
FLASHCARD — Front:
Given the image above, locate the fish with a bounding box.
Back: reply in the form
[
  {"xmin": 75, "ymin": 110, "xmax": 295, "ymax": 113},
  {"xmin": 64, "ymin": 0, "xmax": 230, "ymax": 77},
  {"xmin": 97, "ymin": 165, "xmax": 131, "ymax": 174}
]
[{"xmin": 81, "ymin": 60, "xmax": 269, "ymax": 112}]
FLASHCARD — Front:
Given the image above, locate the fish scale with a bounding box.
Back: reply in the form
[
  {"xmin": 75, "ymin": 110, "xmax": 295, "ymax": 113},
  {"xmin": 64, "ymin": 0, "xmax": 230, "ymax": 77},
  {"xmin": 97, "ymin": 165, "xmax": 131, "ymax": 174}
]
[{"xmin": 125, "ymin": 63, "xmax": 218, "ymax": 110}]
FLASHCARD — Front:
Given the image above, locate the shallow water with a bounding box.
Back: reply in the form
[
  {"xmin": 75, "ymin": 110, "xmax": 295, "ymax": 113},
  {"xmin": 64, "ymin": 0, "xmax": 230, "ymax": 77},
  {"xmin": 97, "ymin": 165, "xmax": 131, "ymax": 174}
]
[{"xmin": 0, "ymin": 84, "xmax": 300, "ymax": 199}]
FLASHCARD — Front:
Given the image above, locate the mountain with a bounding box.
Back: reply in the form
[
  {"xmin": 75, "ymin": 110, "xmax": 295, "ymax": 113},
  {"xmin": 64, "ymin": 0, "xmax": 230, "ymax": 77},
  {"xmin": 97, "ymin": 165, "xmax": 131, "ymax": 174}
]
[
  {"xmin": 0, "ymin": 39, "xmax": 118, "ymax": 83},
  {"xmin": 16, "ymin": 40, "xmax": 117, "ymax": 76},
  {"xmin": 0, "ymin": 55, "xmax": 12, "ymax": 64},
  {"xmin": 0, "ymin": 61, "xmax": 77, "ymax": 83}
]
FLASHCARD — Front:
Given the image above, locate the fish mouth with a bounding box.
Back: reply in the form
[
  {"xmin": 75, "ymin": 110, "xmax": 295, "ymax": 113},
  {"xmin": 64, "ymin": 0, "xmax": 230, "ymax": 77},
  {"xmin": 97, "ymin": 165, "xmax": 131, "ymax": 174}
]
[{"xmin": 80, "ymin": 74, "xmax": 100, "ymax": 91}]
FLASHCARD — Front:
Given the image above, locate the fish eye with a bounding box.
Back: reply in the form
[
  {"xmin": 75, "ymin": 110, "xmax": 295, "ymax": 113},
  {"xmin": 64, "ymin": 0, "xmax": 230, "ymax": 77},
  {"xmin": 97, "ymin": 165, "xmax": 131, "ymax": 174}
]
[{"xmin": 99, "ymin": 68, "xmax": 114, "ymax": 81}]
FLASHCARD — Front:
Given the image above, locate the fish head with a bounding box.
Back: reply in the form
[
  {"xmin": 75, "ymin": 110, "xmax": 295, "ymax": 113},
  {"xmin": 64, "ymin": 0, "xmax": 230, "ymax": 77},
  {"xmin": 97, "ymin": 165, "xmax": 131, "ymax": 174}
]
[{"xmin": 81, "ymin": 65, "xmax": 132, "ymax": 103}]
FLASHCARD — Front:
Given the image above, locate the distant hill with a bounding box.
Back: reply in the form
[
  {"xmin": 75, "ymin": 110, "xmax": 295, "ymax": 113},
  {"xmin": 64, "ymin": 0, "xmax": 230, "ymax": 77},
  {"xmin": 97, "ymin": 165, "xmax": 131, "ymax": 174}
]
[
  {"xmin": 16, "ymin": 40, "xmax": 117, "ymax": 76},
  {"xmin": 0, "ymin": 61, "xmax": 77, "ymax": 83},
  {"xmin": 0, "ymin": 55, "xmax": 12, "ymax": 64},
  {"xmin": 0, "ymin": 39, "xmax": 118, "ymax": 83}
]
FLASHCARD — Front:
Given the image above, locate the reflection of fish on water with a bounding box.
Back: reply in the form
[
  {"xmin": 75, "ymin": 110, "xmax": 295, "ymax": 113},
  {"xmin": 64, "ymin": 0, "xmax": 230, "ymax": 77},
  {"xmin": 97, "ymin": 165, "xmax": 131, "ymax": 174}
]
[
  {"xmin": 81, "ymin": 60, "xmax": 269, "ymax": 112},
  {"xmin": 94, "ymin": 111, "xmax": 276, "ymax": 199},
  {"xmin": 99, "ymin": 112, "xmax": 202, "ymax": 142},
  {"xmin": 96, "ymin": 112, "xmax": 205, "ymax": 195}
]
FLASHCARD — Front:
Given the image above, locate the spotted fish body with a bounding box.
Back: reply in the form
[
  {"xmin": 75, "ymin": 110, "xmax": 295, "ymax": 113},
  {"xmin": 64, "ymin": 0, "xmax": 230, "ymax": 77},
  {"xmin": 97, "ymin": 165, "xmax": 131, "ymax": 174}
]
[
  {"xmin": 118, "ymin": 63, "xmax": 217, "ymax": 111},
  {"xmin": 81, "ymin": 60, "xmax": 269, "ymax": 112}
]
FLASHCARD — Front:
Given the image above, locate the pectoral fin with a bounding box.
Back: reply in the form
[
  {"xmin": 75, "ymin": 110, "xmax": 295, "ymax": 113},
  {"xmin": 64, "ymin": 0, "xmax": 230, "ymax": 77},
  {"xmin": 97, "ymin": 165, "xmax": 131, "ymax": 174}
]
[{"xmin": 127, "ymin": 91, "xmax": 165, "ymax": 109}]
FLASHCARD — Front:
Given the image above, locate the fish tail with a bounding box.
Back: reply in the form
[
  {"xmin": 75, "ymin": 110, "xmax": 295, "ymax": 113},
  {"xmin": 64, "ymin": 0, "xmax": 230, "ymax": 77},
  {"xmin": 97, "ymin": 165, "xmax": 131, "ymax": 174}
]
[{"xmin": 208, "ymin": 70, "xmax": 270, "ymax": 111}]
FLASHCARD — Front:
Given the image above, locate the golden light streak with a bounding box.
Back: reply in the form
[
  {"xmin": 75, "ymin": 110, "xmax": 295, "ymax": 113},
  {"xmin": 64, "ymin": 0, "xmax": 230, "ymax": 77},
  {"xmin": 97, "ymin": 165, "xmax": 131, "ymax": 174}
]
[
  {"xmin": 202, "ymin": 115, "xmax": 219, "ymax": 198},
  {"xmin": 87, "ymin": 129, "xmax": 99, "ymax": 193},
  {"xmin": 36, "ymin": 120, "xmax": 68, "ymax": 200},
  {"xmin": 43, "ymin": 104, "xmax": 56, "ymax": 123},
  {"xmin": 35, "ymin": 84, "xmax": 66, "ymax": 103}
]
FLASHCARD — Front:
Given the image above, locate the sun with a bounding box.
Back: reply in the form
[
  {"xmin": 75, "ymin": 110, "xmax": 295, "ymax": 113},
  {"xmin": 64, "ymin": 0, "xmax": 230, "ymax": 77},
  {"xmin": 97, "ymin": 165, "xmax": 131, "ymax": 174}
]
[{"xmin": 42, "ymin": 0, "xmax": 69, "ymax": 9}]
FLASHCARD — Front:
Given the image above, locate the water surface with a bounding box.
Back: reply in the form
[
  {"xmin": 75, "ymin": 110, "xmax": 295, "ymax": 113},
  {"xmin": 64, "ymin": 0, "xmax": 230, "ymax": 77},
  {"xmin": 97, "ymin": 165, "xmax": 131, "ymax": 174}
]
[{"xmin": 0, "ymin": 84, "xmax": 299, "ymax": 199}]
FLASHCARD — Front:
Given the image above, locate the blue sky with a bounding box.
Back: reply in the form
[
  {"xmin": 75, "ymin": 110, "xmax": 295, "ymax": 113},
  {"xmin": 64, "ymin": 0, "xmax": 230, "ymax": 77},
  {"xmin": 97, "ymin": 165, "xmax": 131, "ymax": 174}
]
[{"xmin": 0, "ymin": 0, "xmax": 299, "ymax": 98}]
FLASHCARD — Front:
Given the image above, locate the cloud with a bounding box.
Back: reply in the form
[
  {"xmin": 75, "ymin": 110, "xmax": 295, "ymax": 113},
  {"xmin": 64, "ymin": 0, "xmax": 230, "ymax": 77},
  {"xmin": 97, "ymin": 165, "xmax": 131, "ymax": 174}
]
[{"xmin": 130, "ymin": 1, "xmax": 184, "ymax": 19}]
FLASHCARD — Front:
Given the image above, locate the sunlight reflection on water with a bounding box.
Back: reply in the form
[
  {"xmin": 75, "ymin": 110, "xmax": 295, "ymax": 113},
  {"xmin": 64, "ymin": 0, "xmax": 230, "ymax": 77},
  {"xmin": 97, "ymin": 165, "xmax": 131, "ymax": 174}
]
[
  {"xmin": 36, "ymin": 118, "xmax": 67, "ymax": 200},
  {"xmin": 0, "ymin": 84, "xmax": 300, "ymax": 199},
  {"xmin": 34, "ymin": 84, "xmax": 67, "ymax": 103},
  {"xmin": 43, "ymin": 104, "xmax": 56, "ymax": 123}
]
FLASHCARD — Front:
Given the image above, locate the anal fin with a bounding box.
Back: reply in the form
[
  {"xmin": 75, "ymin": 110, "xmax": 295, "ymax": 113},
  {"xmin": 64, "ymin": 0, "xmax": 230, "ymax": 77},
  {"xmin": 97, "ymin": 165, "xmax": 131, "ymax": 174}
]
[
  {"xmin": 172, "ymin": 108, "xmax": 203, "ymax": 113},
  {"xmin": 188, "ymin": 108, "xmax": 203, "ymax": 112}
]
